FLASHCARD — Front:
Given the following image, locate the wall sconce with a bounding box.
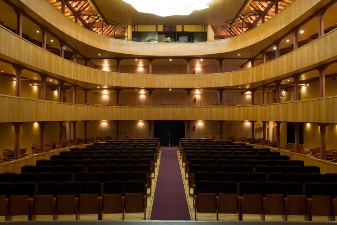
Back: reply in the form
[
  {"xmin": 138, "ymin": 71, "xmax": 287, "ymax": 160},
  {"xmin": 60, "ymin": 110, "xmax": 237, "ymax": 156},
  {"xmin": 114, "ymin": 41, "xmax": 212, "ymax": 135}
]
[
  {"xmin": 138, "ymin": 64, "xmax": 144, "ymax": 68},
  {"xmin": 246, "ymin": 91, "xmax": 251, "ymax": 96},
  {"xmin": 102, "ymin": 65, "xmax": 109, "ymax": 71},
  {"xmin": 281, "ymin": 90, "xmax": 286, "ymax": 97}
]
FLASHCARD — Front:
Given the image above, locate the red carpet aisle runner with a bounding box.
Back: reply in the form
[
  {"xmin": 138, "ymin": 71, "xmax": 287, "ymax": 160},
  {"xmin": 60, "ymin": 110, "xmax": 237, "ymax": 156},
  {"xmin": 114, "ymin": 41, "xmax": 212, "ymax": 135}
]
[{"xmin": 150, "ymin": 146, "xmax": 190, "ymax": 220}]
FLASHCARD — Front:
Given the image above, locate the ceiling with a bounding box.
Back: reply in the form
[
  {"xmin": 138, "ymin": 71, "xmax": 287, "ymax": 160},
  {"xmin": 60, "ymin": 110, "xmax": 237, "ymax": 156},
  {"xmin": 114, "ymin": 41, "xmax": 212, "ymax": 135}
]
[{"xmin": 91, "ymin": 0, "xmax": 249, "ymax": 25}]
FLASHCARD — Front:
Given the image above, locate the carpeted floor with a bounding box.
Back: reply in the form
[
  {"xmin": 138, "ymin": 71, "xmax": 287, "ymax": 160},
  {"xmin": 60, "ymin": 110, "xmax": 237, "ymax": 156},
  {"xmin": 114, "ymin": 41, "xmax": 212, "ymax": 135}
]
[{"xmin": 150, "ymin": 146, "xmax": 190, "ymax": 220}]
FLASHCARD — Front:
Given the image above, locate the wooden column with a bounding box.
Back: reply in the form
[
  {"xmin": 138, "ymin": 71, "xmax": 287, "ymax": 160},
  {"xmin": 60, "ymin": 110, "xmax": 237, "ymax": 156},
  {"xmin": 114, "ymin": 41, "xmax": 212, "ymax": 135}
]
[
  {"xmin": 275, "ymin": 0, "xmax": 279, "ymax": 14},
  {"xmin": 60, "ymin": 41, "xmax": 65, "ymax": 58},
  {"xmin": 250, "ymin": 58, "xmax": 255, "ymax": 67},
  {"xmin": 217, "ymin": 89, "xmax": 224, "ymax": 105},
  {"xmin": 251, "ymin": 121, "xmax": 256, "ymax": 138},
  {"xmin": 262, "ymin": 121, "xmax": 267, "ymax": 140},
  {"xmin": 251, "ymin": 90, "xmax": 255, "ymax": 105},
  {"xmin": 16, "ymin": 11, "xmax": 23, "ymax": 37},
  {"xmin": 84, "ymin": 89, "xmax": 88, "ymax": 104},
  {"xmin": 58, "ymin": 121, "xmax": 64, "ymax": 148},
  {"xmin": 186, "ymin": 59, "xmax": 191, "ymax": 74},
  {"xmin": 115, "ymin": 121, "xmax": 120, "ymax": 140},
  {"xmin": 73, "ymin": 52, "xmax": 77, "ymax": 63},
  {"xmin": 262, "ymin": 52, "xmax": 267, "ymax": 64},
  {"xmin": 275, "ymin": 121, "xmax": 282, "ymax": 148},
  {"xmin": 262, "ymin": 86, "xmax": 267, "ymax": 104},
  {"xmin": 39, "ymin": 122, "xmax": 47, "ymax": 152},
  {"xmin": 219, "ymin": 121, "xmax": 223, "ymax": 140},
  {"xmin": 83, "ymin": 121, "xmax": 88, "ymax": 143},
  {"xmin": 148, "ymin": 59, "xmax": 153, "ymax": 74},
  {"xmin": 293, "ymin": 74, "xmax": 300, "ymax": 101},
  {"xmin": 275, "ymin": 80, "xmax": 281, "ymax": 103},
  {"xmin": 217, "ymin": 59, "xmax": 223, "ymax": 73},
  {"xmin": 185, "ymin": 89, "xmax": 193, "ymax": 106},
  {"xmin": 13, "ymin": 65, "xmax": 23, "ymax": 97},
  {"xmin": 148, "ymin": 120, "xmax": 154, "ymax": 138},
  {"xmin": 147, "ymin": 89, "xmax": 154, "ymax": 106},
  {"xmin": 11, "ymin": 122, "xmax": 23, "ymax": 159},
  {"xmin": 61, "ymin": 0, "xmax": 65, "ymax": 14},
  {"xmin": 293, "ymin": 29, "xmax": 299, "ymax": 50},
  {"xmin": 294, "ymin": 122, "xmax": 301, "ymax": 153},
  {"xmin": 185, "ymin": 121, "xmax": 191, "ymax": 139},
  {"xmin": 114, "ymin": 89, "xmax": 121, "ymax": 106},
  {"xmin": 39, "ymin": 74, "xmax": 47, "ymax": 100},
  {"xmin": 72, "ymin": 121, "xmax": 77, "ymax": 140},
  {"xmin": 41, "ymin": 29, "xmax": 47, "ymax": 49},
  {"xmin": 318, "ymin": 66, "xmax": 328, "ymax": 98},
  {"xmin": 318, "ymin": 123, "xmax": 328, "ymax": 160},
  {"xmin": 275, "ymin": 41, "xmax": 280, "ymax": 58},
  {"xmin": 58, "ymin": 81, "xmax": 64, "ymax": 102},
  {"xmin": 317, "ymin": 11, "xmax": 325, "ymax": 38},
  {"xmin": 72, "ymin": 86, "xmax": 77, "ymax": 104},
  {"xmin": 116, "ymin": 59, "xmax": 121, "ymax": 72}
]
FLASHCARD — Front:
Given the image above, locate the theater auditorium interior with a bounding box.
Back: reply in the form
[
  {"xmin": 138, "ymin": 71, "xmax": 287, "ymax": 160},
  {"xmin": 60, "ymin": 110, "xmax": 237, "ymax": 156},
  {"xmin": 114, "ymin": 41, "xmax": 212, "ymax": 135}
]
[{"xmin": 0, "ymin": 0, "xmax": 337, "ymax": 223}]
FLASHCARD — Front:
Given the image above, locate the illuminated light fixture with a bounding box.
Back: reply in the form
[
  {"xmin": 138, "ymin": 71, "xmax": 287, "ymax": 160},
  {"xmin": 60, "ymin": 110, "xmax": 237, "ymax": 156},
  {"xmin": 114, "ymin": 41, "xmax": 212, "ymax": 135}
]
[
  {"xmin": 50, "ymin": 79, "xmax": 52, "ymax": 82},
  {"xmin": 306, "ymin": 83, "xmax": 310, "ymax": 86},
  {"xmin": 195, "ymin": 90, "xmax": 200, "ymax": 95},
  {"xmin": 102, "ymin": 120, "xmax": 106, "ymax": 123},
  {"xmin": 138, "ymin": 64, "xmax": 144, "ymax": 68},
  {"xmin": 98, "ymin": 53, "xmax": 101, "ymax": 56},
  {"xmin": 196, "ymin": 64, "xmax": 200, "ymax": 68},
  {"xmin": 239, "ymin": 87, "xmax": 241, "ymax": 88},
  {"xmin": 287, "ymin": 79, "xmax": 290, "ymax": 81},
  {"xmin": 0, "ymin": 71, "xmax": 3, "ymax": 72},
  {"xmin": 63, "ymin": 46, "xmax": 65, "ymax": 49},
  {"xmin": 238, "ymin": 53, "xmax": 240, "ymax": 56},
  {"xmin": 286, "ymin": 39, "xmax": 289, "ymax": 42},
  {"xmin": 97, "ymin": 86, "xmax": 100, "ymax": 88},
  {"xmin": 36, "ymin": 30, "xmax": 39, "ymax": 33},
  {"xmin": 246, "ymin": 91, "xmax": 251, "ymax": 96},
  {"xmin": 140, "ymin": 90, "xmax": 145, "ymax": 95},
  {"xmin": 200, "ymin": 59, "xmax": 203, "ymax": 61},
  {"xmin": 300, "ymin": 30, "xmax": 304, "ymax": 34},
  {"xmin": 169, "ymin": 59, "xmax": 172, "ymax": 61},
  {"xmin": 123, "ymin": 0, "xmax": 212, "ymax": 17},
  {"xmin": 135, "ymin": 59, "xmax": 138, "ymax": 61},
  {"xmin": 51, "ymin": 39, "xmax": 53, "ymax": 42},
  {"xmin": 103, "ymin": 90, "xmax": 108, "ymax": 95},
  {"xmin": 273, "ymin": 46, "xmax": 277, "ymax": 50},
  {"xmin": 135, "ymin": 89, "xmax": 138, "ymax": 90},
  {"xmin": 200, "ymin": 89, "xmax": 203, "ymax": 90},
  {"xmin": 103, "ymin": 64, "xmax": 109, "ymax": 71},
  {"xmin": 169, "ymin": 88, "xmax": 172, "ymax": 91}
]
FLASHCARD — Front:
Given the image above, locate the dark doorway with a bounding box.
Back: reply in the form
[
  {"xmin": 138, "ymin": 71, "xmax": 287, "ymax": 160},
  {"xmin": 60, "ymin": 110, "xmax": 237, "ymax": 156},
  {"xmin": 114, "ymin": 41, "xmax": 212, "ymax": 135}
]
[
  {"xmin": 286, "ymin": 122, "xmax": 303, "ymax": 144},
  {"xmin": 154, "ymin": 121, "xmax": 185, "ymax": 146}
]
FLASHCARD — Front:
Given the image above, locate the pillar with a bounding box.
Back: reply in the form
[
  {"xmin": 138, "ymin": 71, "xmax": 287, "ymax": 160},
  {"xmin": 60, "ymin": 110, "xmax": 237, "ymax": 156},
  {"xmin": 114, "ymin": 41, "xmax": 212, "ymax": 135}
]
[
  {"xmin": 72, "ymin": 86, "xmax": 77, "ymax": 104},
  {"xmin": 219, "ymin": 121, "xmax": 223, "ymax": 140},
  {"xmin": 83, "ymin": 89, "xmax": 88, "ymax": 104},
  {"xmin": 217, "ymin": 89, "xmax": 224, "ymax": 105},
  {"xmin": 116, "ymin": 59, "xmax": 121, "ymax": 72},
  {"xmin": 72, "ymin": 121, "xmax": 77, "ymax": 140},
  {"xmin": 185, "ymin": 121, "xmax": 191, "ymax": 139},
  {"xmin": 262, "ymin": 86, "xmax": 267, "ymax": 104},
  {"xmin": 251, "ymin": 121, "xmax": 256, "ymax": 138},
  {"xmin": 73, "ymin": 52, "xmax": 77, "ymax": 63},
  {"xmin": 318, "ymin": 66, "xmax": 328, "ymax": 98},
  {"xmin": 39, "ymin": 122, "xmax": 47, "ymax": 152},
  {"xmin": 61, "ymin": 1, "xmax": 65, "ymax": 14},
  {"xmin": 58, "ymin": 81, "xmax": 64, "ymax": 102},
  {"xmin": 250, "ymin": 58, "xmax": 255, "ymax": 67},
  {"xmin": 275, "ymin": 121, "xmax": 282, "ymax": 148},
  {"xmin": 185, "ymin": 89, "xmax": 193, "ymax": 106},
  {"xmin": 318, "ymin": 123, "xmax": 328, "ymax": 160},
  {"xmin": 41, "ymin": 29, "xmax": 47, "ymax": 49},
  {"xmin": 115, "ymin": 121, "xmax": 120, "ymax": 140},
  {"xmin": 275, "ymin": 80, "xmax": 281, "ymax": 103},
  {"xmin": 293, "ymin": 74, "xmax": 300, "ymax": 101},
  {"xmin": 251, "ymin": 89, "xmax": 255, "ymax": 105},
  {"xmin": 275, "ymin": 0, "xmax": 279, "ymax": 14},
  {"xmin": 84, "ymin": 59, "xmax": 88, "ymax": 66},
  {"xmin": 147, "ymin": 89, "xmax": 154, "ymax": 106},
  {"xmin": 148, "ymin": 121, "xmax": 154, "ymax": 138},
  {"xmin": 16, "ymin": 11, "xmax": 22, "ymax": 37},
  {"xmin": 11, "ymin": 122, "xmax": 23, "ymax": 159},
  {"xmin": 83, "ymin": 121, "xmax": 88, "ymax": 143},
  {"xmin": 262, "ymin": 121, "xmax": 267, "ymax": 140},
  {"xmin": 317, "ymin": 11, "xmax": 325, "ymax": 38},
  {"xmin": 58, "ymin": 121, "xmax": 64, "ymax": 148},
  {"xmin": 217, "ymin": 59, "xmax": 223, "ymax": 73},
  {"xmin": 186, "ymin": 59, "xmax": 191, "ymax": 74},
  {"xmin": 293, "ymin": 29, "xmax": 299, "ymax": 50},
  {"xmin": 275, "ymin": 41, "xmax": 280, "ymax": 58},
  {"xmin": 115, "ymin": 89, "xmax": 121, "ymax": 106},
  {"xmin": 148, "ymin": 59, "xmax": 153, "ymax": 74},
  {"xmin": 294, "ymin": 122, "xmax": 300, "ymax": 153},
  {"xmin": 13, "ymin": 65, "xmax": 23, "ymax": 97},
  {"xmin": 262, "ymin": 52, "xmax": 267, "ymax": 64},
  {"xmin": 39, "ymin": 74, "xmax": 47, "ymax": 100},
  {"xmin": 60, "ymin": 41, "xmax": 65, "ymax": 58}
]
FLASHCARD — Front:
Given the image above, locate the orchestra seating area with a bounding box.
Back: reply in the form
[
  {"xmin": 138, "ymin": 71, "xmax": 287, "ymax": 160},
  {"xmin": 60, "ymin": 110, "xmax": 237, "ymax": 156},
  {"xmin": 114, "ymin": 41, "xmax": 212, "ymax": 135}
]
[
  {"xmin": 179, "ymin": 138, "xmax": 337, "ymax": 221},
  {"xmin": 0, "ymin": 138, "xmax": 160, "ymax": 221}
]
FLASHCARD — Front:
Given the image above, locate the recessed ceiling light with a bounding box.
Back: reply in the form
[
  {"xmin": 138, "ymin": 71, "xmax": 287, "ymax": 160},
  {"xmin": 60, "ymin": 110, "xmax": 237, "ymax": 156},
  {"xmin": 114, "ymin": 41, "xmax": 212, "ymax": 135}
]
[
  {"xmin": 286, "ymin": 39, "xmax": 289, "ymax": 42},
  {"xmin": 287, "ymin": 79, "xmax": 290, "ymax": 81},
  {"xmin": 200, "ymin": 89, "xmax": 203, "ymax": 90},
  {"xmin": 0, "ymin": 71, "xmax": 3, "ymax": 72},
  {"xmin": 50, "ymin": 79, "xmax": 52, "ymax": 81},
  {"xmin": 169, "ymin": 59, "xmax": 172, "ymax": 61},
  {"xmin": 169, "ymin": 88, "xmax": 171, "ymax": 91},
  {"xmin": 238, "ymin": 54, "xmax": 240, "ymax": 56},
  {"xmin": 97, "ymin": 86, "xmax": 100, "ymax": 88},
  {"xmin": 63, "ymin": 47, "xmax": 65, "ymax": 49},
  {"xmin": 98, "ymin": 53, "xmax": 101, "ymax": 56},
  {"xmin": 200, "ymin": 59, "xmax": 203, "ymax": 61},
  {"xmin": 51, "ymin": 39, "xmax": 53, "ymax": 42},
  {"xmin": 36, "ymin": 30, "xmax": 40, "ymax": 33},
  {"xmin": 300, "ymin": 30, "xmax": 304, "ymax": 34},
  {"xmin": 239, "ymin": 87, "xmax": 241, "ymax": 88},
  {"xmin": 135, "ymin": 89, "xmax": 137, "ymax": 90},
  {"xmin": 273, "ymin": 46, "xmax": 277, "ymax": 50},
  {"xmin": 135, "ymin": 59, "xmax": 137, "ymax": 61}
]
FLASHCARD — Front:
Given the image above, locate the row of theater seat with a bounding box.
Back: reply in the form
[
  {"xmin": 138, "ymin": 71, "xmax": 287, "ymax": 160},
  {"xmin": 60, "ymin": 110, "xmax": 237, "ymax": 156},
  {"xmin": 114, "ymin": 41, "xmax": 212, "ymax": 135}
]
[
  {"xmin": 59, "ymin": 151, "xmax": 157, "ymax": 160},
  {"xmin": 184, "ymin": 151, "xmax": 281, "ymax": 160},
  {"xmin": 0, "ymin": 180, "xmax": 148, "ymax": 221},
  {"xmin": 41, "ymin": 158, "xmax": 153, "ymax": 166},
  {"xmin": 185, "ymin": 158, "xmax": 295, "ymax": 167},
  {"xmin": 20, "ymin": 163, "xmax": 153, "ymax": 175},
  {"xmin": 193, "ymin": 180, "xmax": 337, "ymax": 221}
]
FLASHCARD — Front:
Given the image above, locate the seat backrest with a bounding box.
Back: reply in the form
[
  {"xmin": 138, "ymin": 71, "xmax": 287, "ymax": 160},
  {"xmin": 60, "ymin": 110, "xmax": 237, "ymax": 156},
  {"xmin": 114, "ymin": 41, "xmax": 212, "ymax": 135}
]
[
  {"xmin": 37, "ymin": 181, "xmax": 59, "ymax": 196},
  {"xmin": 305, "ymin": 182, "xmax": 327, "ymax": 197},
  {"xmin": 282, "ymin": 181, "xmax": 304, "ymax": 196},
  {"xmin": 124, "ymin": 180, "xmax": 146, "ymax": 195},
  {"xmin": 0, "ymin": 172, "xmax": 17, "ymax": 182},
  {"xmin": 80, "ymin": 181, "xmax": 102, "ymax": 195},
  {"xmin": 103, "ymin": 180, "xmax": 124, "ymax": 194},
  {"xmin": 54, "ymin": 172, "xmax": 73, "ymax": 182},
  {"xmin": 58, "ymin": 181, "xmax": 81, "ymax": 196},
  {"xmin": 303, "ymin": 166, "xmax": 320, "ymax": 174},
  {"xmin": 230, "ymin": 172, "xmax": 249, "ymax": 183},
  {"xmin": 261, "ymin": 181, "xmax": 282, "ymax": 195},
  {"xmin": 249, "ymin": 172, "xmax": 267, "ymax": 182},
  {"xmin": 74, "ymin": 172, "xmax": 93, "ymax": 182},
  {"xmin": 268, "ymin": 172, "xmax": 286, "ymax": 182},
  {"xmin": 239, "ymin": 181, "xmax": 260, "ymax": 196},
  {"xmin": 110, "ymin": 171, "xmax": 129, "ymax": 182},
  {"xmin": 324, "ymin": 173, "xmax": 337, "ymax": 183},
  {"xmin": 216, "ymin": 181, "xmax": 237, "ymax": 194},
  {"xmin": 12, "ymin": 182, "xmax": 36, "ymax": 197},
  {"xmin": 195, "ymin": 180, "xmax": 216, "ymax": 194},
  {"xmin": 305, "ymin": 173, "xmax": 324, "ymax": 182}
]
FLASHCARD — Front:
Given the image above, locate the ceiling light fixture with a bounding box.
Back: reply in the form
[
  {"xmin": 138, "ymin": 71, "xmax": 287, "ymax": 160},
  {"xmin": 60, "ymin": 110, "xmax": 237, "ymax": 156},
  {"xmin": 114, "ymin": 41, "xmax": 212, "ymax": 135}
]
[{"xmin": 123, "ymin": 0, "xmax": 212, "ymax": 17}]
